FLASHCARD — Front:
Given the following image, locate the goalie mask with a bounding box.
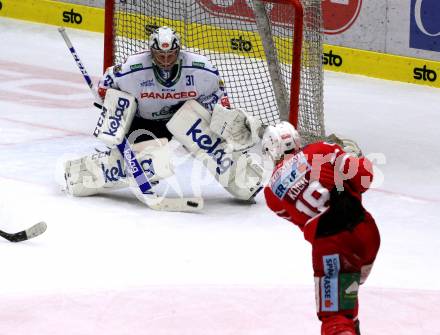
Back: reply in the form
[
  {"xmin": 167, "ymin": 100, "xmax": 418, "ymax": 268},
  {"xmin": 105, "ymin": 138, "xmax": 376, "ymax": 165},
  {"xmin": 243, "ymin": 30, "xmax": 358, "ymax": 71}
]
[
  {"xmin": 262, "ymin": 121, "xmax": 301, "ymax": 162},
  {"xmin": 149, "ymin": 26, "xmax": 181, "ymax": 70}
]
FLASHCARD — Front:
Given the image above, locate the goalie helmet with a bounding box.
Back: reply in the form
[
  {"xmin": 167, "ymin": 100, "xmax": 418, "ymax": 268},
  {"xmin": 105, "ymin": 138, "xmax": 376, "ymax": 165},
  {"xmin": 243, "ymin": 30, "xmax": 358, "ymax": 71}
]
[
  {"xmin": 149, "ymin": 26, "xmax": 181, "ymax": 70},
  {"xmin": 262, "ymin": 121, "xmax": 301, "ymax": 161}
]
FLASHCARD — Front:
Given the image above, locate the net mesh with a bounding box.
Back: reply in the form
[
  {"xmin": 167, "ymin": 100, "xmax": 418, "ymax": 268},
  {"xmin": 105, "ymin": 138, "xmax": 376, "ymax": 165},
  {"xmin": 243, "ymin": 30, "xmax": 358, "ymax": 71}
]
[{"xmin": 107, "ymin": 0, "xmax": 324, "ymax": 140}]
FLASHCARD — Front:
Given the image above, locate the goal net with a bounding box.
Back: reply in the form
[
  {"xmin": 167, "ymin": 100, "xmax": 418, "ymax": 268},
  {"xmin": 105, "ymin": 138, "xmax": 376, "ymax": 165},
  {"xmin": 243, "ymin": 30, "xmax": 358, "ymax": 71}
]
[{"xmin": 104, "ymin": 0, "xmax": 324, "ymax": 142}]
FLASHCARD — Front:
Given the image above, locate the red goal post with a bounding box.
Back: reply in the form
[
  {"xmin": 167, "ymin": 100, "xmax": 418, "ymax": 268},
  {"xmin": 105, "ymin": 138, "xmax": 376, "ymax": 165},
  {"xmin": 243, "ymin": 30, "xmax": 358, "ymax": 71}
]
[{"xmin": 103, "ymin": 0, "xmax": 324, "ymax": 141}]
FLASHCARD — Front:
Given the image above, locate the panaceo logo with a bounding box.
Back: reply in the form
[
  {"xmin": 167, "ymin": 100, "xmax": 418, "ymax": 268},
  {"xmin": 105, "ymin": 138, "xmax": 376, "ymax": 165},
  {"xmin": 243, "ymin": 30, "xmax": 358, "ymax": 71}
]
[
  {"xmin": 413, "ymin": 65, "xmax": 437, "ymax": 82},
  {"xmin": 140, "ymin": 91, "xmax": 197, "ymax": 99},
  {"xmin": 323, "ymin": 50, "xmax": 343, "ymax": 67},
  {"xmin": 231, "ymin": 36, "xmax": 253, "ymax": 52},
  {"xmin": 63, "ymin": 9, "xmax": 83, "ymax": 24},
  {"xmin": 196, "ymin": 0, "xmax": 361, "ymax": 35}
]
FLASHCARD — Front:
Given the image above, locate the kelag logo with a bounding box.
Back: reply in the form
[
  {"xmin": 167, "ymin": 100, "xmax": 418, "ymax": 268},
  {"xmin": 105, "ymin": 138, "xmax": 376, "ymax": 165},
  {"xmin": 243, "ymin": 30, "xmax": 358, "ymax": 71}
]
[{"xmin": 410, "ymin": 0, "xmax": 440, "ymax": 52}]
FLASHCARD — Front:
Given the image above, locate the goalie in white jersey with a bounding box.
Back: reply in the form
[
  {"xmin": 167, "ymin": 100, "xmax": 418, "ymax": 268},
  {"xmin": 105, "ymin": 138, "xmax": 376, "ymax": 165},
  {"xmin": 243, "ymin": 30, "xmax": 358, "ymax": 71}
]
[
  {"xmin": 64, "ymin": 26, "xmax": 265, "ymax": 204},
  {"xmin": 97, "ymin": 26, "xmax": 230, "ymax": 141}
]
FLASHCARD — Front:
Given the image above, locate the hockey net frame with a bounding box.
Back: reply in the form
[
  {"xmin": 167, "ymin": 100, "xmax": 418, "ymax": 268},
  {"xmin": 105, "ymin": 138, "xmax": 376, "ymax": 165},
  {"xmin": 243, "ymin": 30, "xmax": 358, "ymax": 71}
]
[{"xmin": 103, "ymin": 0, "xmax": 324, "ymax": 142}]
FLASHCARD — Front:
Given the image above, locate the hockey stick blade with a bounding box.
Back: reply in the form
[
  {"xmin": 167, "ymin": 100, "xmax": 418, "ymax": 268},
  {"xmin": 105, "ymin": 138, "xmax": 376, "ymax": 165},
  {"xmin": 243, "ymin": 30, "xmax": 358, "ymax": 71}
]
[
  {"xmin": 119, "ymin": 138, "xmax": 204, "ymax": 212},
  {"xmin": 127, "ymin": 177, "xmax": 204, "ymax": 212},
  {"xmin": 0, "ymin": 221, "xmax": 47, "ymax": 243}
]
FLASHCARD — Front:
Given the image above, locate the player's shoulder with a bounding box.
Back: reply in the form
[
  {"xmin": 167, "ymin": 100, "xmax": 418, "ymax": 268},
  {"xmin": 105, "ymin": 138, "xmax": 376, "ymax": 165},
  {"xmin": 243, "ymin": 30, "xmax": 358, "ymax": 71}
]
[
  {"xmin": 303, "ymin": 141, "xmax": 343, "ymax": 155},
  {"xmin": 180, "ymin": 51, "xmax": 218, "ymax": 73},
  {"xmin": 117, "ymin": 51, "xmax": 153, "ymax": 74}
]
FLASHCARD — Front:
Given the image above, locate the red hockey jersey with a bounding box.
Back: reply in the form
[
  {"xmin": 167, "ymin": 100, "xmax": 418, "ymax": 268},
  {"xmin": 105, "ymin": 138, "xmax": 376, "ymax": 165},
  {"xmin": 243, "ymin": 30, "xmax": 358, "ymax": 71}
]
[{"xmin": 264, "ymin": 141, "xmax": 373, "ymax": 240}]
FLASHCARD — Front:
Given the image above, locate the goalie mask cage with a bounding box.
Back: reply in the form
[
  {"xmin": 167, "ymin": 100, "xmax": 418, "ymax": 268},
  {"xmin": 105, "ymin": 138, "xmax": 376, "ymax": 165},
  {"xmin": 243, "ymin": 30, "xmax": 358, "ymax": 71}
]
[{"xmin": 104, "ymin": 0, "xmax": 325, "ymax": 141}]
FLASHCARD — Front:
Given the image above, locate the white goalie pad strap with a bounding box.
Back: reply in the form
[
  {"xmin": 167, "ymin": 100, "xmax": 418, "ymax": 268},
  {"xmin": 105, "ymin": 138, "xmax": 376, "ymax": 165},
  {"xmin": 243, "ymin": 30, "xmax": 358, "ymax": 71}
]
[
  {"xmin": 64, "ymin": 138, "xmax": 173, "ymax": 196},
  {"xmin": 93, "ymin": 88, "xmax": 137, "ymax": 146},
  {"xmin": 167, "ymin": 100, "xmax": 264, "ymax": 200},
  {"xmin": 210, "ymin": 103, "xmax": 262, "ymax": 152}
]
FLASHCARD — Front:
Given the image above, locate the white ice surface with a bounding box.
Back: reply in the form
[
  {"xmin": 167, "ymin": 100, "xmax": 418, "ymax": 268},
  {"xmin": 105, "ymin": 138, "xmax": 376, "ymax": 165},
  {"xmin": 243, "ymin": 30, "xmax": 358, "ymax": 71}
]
[{"xmin": 1, "ymin": 18, "xmax": 440, "ymax": 334}]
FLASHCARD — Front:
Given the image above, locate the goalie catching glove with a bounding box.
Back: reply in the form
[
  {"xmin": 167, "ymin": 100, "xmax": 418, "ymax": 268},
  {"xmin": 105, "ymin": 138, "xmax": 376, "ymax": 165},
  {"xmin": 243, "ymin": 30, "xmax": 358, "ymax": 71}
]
[
  {"xmin": 166, "ymin": 100, "xmax": 264, "ymax": 201},
  {"xmin": 209, "ymin": 103, "xmax": 262, "ymax": 152}
]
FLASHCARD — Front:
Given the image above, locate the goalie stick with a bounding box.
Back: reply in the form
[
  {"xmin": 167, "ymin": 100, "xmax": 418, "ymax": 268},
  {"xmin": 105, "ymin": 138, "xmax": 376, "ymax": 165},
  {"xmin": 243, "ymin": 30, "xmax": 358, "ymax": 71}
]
[
  {"xmin": 0, "ymin": 221, "xmax": 47, "ymax": 243},
  {"xmin": 58, "ymin": 27, "xmax": 203, "ymax": 212}
]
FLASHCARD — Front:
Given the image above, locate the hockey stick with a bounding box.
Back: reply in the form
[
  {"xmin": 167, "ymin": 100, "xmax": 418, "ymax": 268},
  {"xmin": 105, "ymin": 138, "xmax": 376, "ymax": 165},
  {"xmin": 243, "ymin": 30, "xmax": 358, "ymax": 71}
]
[
  {"xmin": 58, "ymin": 27, "xmax": 203, "ymax": 212},
  {"xmin": 0, "ymin": 221, "xmax": 47, "ymax": 243}
]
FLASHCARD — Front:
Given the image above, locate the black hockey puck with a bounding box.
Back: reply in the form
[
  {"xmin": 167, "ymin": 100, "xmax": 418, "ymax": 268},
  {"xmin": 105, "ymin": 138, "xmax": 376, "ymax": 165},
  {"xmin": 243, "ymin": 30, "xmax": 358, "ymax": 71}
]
[{"xmin": 186, "ymin": 201, "xmax": 200, "ymax": 208}]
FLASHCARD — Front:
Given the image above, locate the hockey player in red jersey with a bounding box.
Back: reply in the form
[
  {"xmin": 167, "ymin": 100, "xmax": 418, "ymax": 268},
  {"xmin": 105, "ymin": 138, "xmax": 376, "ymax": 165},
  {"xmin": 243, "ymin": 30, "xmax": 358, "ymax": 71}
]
[{"xmin": 262, "ymin": 122, "xmax": 380, "ymax": 335}]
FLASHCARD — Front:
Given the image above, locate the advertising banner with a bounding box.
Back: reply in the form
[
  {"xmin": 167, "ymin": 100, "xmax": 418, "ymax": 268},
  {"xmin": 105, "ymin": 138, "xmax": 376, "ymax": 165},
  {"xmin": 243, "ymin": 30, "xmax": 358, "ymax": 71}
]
[
  {"xmin": 324, "ymin": 0, "xmax": 440, "ymax": 61},
  {"xmin": 1, "ymin": 0, "xmax": 439, "ymax": 87},
  {"xmin": 322, "ymin": 0, "xmax": 387, "ymax": 52},
  {"xmin": 0, "ymin": 0, "xmax": 103, "ymax": 32},
  {"xmin": 323, "ymin": 0, "xmax": 387, "ymax": 51}
]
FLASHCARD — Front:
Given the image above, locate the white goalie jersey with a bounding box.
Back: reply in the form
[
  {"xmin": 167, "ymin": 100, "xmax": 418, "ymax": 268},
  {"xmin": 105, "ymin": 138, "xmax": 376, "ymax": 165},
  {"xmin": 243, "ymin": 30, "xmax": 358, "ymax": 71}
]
[{"xmin": 97, "ymin": 50, "xmax": 229, "ymax": 120}]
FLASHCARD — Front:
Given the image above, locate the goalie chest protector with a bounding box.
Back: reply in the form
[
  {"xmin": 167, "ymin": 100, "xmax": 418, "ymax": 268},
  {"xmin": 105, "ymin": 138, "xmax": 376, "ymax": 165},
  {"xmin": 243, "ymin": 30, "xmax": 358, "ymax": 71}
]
[{"xmin": 102, "ymin": 51, "xmax": 223, "ymax": 121}]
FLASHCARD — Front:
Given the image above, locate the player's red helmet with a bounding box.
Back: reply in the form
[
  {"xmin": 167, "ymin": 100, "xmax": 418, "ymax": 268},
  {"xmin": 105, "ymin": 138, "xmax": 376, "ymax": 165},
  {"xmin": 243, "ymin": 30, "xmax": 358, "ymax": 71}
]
[
  {"xmin": 262, "ymin": 121, "xmax": 301, "ymax": 161},
  {"xmin": 149, "ymin": 26, "xmax": 181, "ymax": 70}
]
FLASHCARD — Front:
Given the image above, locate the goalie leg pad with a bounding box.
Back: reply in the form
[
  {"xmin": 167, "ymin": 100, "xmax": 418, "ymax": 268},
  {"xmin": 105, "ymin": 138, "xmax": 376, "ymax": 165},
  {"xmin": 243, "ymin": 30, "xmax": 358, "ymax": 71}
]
[
  {"xmin": 64, "ymin": 138, "xmax": 173, "ymax": 196},
  {"xmin": 223, "ymin": 151, "xmax": 265, "ymax": 200},
  {"xmin": 166, "ymin": 100, "xmax": 264, "ymax": 200}
]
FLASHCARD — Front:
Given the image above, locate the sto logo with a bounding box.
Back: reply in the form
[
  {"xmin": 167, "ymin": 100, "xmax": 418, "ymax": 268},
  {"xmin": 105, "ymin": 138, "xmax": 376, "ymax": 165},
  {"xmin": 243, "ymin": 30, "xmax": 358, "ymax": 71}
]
[{"xmin": 410, "ymin": 0, "xmax": 440, "ymax": 52}]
